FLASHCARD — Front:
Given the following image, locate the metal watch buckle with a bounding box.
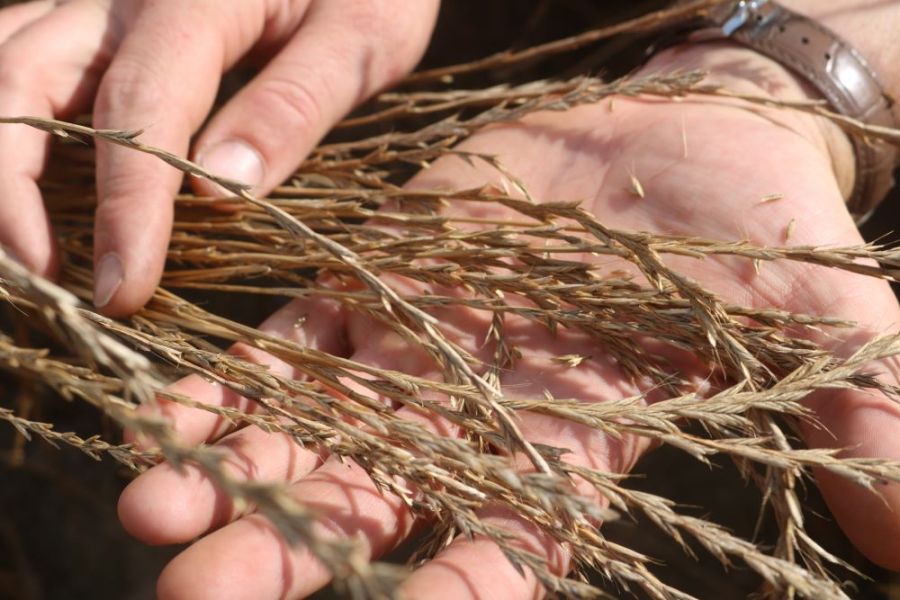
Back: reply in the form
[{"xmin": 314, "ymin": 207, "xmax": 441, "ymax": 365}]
[{"xmin": 690, "ymin": 0, "xmax": 775, "ymax": 42}]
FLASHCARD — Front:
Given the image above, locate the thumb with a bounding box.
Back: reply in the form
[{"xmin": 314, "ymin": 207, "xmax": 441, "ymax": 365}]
[
  {"xmin": 91, "ymin": 3, "xmax": 228, "ymax": 317},
  {"xmin": 191, "ymin": 0, "xmax": 439, "ymax": 198}
]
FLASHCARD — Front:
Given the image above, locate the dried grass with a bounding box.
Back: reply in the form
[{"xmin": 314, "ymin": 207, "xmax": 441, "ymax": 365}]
[{"xmin": 2, "ymin": 1, "xmax": 900, "ymax": 598}]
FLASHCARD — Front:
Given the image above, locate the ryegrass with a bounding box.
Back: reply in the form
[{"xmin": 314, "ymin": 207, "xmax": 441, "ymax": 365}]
[{"xmin": 2, "ymin": 1, "xmax": 900, "ymax": 598}]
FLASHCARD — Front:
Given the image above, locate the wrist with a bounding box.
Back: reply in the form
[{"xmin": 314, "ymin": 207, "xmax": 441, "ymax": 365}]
[
  {"xmin": 644, "ymin": 42, "xmax": 857, "ymax": 200},
  {"xmin": 779, "ymin": 0, "xmax": 900, "ymax": 122}
]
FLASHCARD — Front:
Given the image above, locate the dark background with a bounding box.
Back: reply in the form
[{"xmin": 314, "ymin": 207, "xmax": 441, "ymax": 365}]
[{"xmin": 2, "ymin": 1, "xmax": 899, "ymax": 598}]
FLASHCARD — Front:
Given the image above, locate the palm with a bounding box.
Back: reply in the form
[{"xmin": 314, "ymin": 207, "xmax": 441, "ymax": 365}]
[{"xmin": 119, "ymin": 98, "xmax": 900, "ymax": 598}]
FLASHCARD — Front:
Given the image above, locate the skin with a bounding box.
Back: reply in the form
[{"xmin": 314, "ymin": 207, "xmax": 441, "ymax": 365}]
[
  {"xmin": 0, "ymin": 0, "xmax": 898, "ymax": 598},
  {"xmin": 0, "ymin": 0, "xmax": 439, "ymax": 316},
  {"xmin": 116, "ymin": 44, "xmax": 899, "ymax": 599}
]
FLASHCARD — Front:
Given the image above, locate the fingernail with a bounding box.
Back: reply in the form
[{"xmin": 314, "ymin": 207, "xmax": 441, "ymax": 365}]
[
  {"xmin": 94, "ymin": 252, "xmax": 124, "ymax": 309},
  {"xmin": 197, "ymin": 139, "xmax": 264, "ymax": 196}
]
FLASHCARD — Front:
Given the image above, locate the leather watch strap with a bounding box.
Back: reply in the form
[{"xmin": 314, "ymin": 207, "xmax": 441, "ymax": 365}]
[{"xmin": 682, "ymin": 1, "xmax": 898, "ymax": 222}]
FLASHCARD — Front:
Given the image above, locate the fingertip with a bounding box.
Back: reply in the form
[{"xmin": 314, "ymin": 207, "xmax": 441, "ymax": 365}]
[
  {"xmin": 814, "ymin": 470, "xmax": 900, "ymax": 570},
  {"xmin": 91, "ymin": 248, "xmax": 164, "ymax": 318},
  {"xmin": 399, "ymin": 508, "xmax": 566, "ymax": 600},
  {"xmin": 93, "ymin": 251, "xmax": 123, "ymax": 310},
  {"xmin": 118, "ymin": 468, "xmax": 195, "ymax": 545},
  {"xmin": 5, "ymin": 237, "xmax": 58, "ymax": 281},
  {"xmin": 156, "ymin": 518, "xmax": 278, "ymax": 600},
  {"xmin": 0, "ymin": 177, "xmax": 59, "ymax": 281},
  {"xmin": 156, "ymin": 562, "xmax": 196, "ymax": 600},
  {"xmin": 92, "ymin": 197, "xmax": 172, "ymax": 318},
  {"xmin": 92, "ymin": 271, "xmax": 159, "ymax": 318},
  {"xmin": 157, "ymin": 545, "xmax": 243, "ymax": 600},
  {"xmin": 117, "ymin": 464, "xmax": 212, "ymax": 546},
  {"xmin": 803, "ymin": 389, "xmax": 900, "ymax": 570}
]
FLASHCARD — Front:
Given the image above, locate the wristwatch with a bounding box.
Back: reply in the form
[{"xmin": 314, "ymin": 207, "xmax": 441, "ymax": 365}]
[{"xmin": 669, "ymin": 0, "xmax": 898, "ymax": 222}]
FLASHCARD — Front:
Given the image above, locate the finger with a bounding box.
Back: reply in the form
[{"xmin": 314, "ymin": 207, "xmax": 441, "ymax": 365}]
[
  {"xmin": 155, "ymin": 458, "xmax": 415, "ymax": 600},
  {"xmin": 607, "ymin": 146, "xmax": 900, "ymax": 575},
  {"xmin": 156, "ymin": 340, "xmax": 626, "ymax": 600},
  {"xmin": 797, "ymin": 302, "xmax": 900, "ymax": 570},
  {"xmin": 395, "ymin": 433, "xmax": 591, "ymax": 600},
  {"xmin": 152, "ymin": 303, "xmax": 615, "ymax": 599},
  {"xmin": 119, "ymin": 423, "xmax": 324, "ymax": 545},
  {"xmin": 126, "ymin": 301, "xmax": 456, "ymax": 560},
  {"xmin": 157, "ymin": 396, "xmax": 456, "ymax": 599},
  {"xmin": 91, "ymin": 3, "xmax": 234, "ymax": 316},
  {"xmin": 802, "ymin": 383, "xmax": 900, "ymax": 571},
  {"xmin": 191, "ymin": 0, "xmax": 439, "ymax": 198},
  {"xmin": 0, "ymin": 0, "xmax": 55, "ymax": 42},
  {"xmin": 155, "ymin": 315, "xmax": 455, "ymax": 599},
  {"xmin": 399, "ymin": 322, "xmax": 660, "ymax": 599},
  {"xmin": 399, "ymin": 508, "xmax": 568, "ymax": 600},
  {"xmin": 743, "ymin": 227, "xmax": 900, "ymax": 572},
  {"xmin": 0, "ymin": 95, "xmax": 56, "ymax": 275},
  {"xmin": 131, "ymin": 295, "xmax": 349, "ymax": 447},
  {"xmin": 0, "ymin": 0, "xmax": 117, "ymax": 275}
]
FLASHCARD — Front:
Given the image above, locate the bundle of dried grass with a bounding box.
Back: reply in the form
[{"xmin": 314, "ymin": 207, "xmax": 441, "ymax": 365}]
[{"xmin": 3, "ymin": 1, "xmax": 900, "ymax": 598}]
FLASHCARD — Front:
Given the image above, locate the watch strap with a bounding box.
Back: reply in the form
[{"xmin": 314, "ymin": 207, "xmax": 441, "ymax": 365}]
[{"xmin": 684, "ymin": 1, "xmax": 897, "ymax": 221}]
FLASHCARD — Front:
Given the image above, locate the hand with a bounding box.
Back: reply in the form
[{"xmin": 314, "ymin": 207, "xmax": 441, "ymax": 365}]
[
  {"xmin": 0, "ymin": 0, "xmax": 438, "ymax": 316},
  {"xmin": 118, "ymin": 44, "xmax": 900, "ymax": 599}
]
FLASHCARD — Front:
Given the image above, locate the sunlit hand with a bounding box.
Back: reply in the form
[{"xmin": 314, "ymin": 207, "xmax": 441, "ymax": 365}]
[
  {"xmin": 0, "ymin": 0, "xmax": 438, "ymax": 315},
  {"xmin": 119, "ymin": 44, "xmax": 900, "ymax": 599}
]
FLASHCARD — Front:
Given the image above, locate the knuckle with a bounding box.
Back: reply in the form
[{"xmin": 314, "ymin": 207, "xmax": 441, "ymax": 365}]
[
  {"xmin": 338, "ymin": 0, "xmax": 434, "ymax": 85},
  {"xmin": 95, "ymin": 57, "xmax": 168, "ymax": 123},
  {"xmin": 98, "ymin": 170, "xmax": 142, "ymax": 204},
  {"xmin": 346, "ymin": 2, "xmax": 405, "ymax": 55},
  {"xmin": 265, "ymin": 0, "xmax": 304, "ymax": 37},
  {"xmin": 0, "ymin": 46, "xmax": 36, "ymax": 91},
  {"xmin": 339, "ymin": 1, "xmax": 386, "ymax": 39},
  {"xmin": 252, "ymin": 73, "xmax": 325, "ymax": 134}
]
